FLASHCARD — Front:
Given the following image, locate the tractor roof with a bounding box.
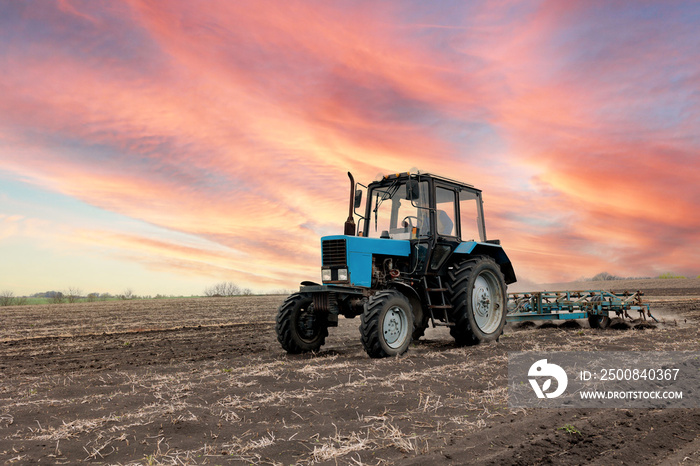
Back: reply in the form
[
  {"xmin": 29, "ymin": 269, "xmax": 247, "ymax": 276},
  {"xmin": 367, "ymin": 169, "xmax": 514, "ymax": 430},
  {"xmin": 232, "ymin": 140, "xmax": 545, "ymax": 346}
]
[{"xmin": 377, "ymin": 171, "xmax": 479, "ymax": 191}]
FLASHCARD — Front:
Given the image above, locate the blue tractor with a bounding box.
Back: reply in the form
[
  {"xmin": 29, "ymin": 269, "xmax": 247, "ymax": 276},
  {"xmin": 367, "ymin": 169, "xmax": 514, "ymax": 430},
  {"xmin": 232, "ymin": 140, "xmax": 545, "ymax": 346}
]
[{"xmin": 276, "ymin": 171, "xmax": 517, "ymax": 358}]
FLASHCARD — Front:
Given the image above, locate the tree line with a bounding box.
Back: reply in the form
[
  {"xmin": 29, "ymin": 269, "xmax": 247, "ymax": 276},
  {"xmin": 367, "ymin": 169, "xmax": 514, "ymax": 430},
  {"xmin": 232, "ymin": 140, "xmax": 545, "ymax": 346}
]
[
  {"xmin": 0, "ymin": 288, "xmax": 166, "ymax": 306},
  {"xmin": 0, "ymin": 281, "xmax": 291, "ymax": 306}
]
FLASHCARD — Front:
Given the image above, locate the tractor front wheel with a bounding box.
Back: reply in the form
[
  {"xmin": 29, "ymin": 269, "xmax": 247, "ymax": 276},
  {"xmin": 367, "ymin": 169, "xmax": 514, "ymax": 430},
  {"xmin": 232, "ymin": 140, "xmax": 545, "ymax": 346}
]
[
  {"xmin": 360, "ymin": 290, "xmax": 414, "ymax": 358},
  {"xmin": 447, "ymin": 257, "xmax": 507, "ymax": 346},
  {"xmin": 276, "ymin": 293, "xmax": 328, "ymax": 353}
]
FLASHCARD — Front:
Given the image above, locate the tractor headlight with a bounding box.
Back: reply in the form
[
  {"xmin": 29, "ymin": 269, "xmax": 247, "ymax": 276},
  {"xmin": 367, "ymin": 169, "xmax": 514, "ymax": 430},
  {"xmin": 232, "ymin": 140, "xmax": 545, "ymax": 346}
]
[
  {"xmin": 322, "ymin": 269, "xmax": 332, "ymax": 282},
  {"xmin": 338, "ymin": 268, "xmax": 348, "ymax": 281}
]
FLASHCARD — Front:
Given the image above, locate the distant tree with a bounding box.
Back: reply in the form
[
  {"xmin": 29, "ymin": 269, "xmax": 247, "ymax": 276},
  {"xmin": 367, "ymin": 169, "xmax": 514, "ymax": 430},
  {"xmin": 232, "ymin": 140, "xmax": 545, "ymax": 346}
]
[
  {"xmin": 86, "ymin": 293, "xmax": 99, "ymax": 302},
  {"xmin": 204, "ymin": 284, "xmax": 218, "ymax": 297},
  {"xmin": 50, "ymin": 292, "xmax": 65, "ymax": 304},
  {"xmin": 99, "ymin": 293, "xmax": 112, "ymax": 301},
  {"xmin": 120, "ymin": 288, "xmax": 134, "ymax": 300},
  {"xmin": 589, "ymin": 272, "xmax": 620, "ymax": 281},
  {"xmin": 66, "ymin": 287, "xmax": 82, "ymax": 303},
  {"xmin": 241, "ymin": 288, "xmax": 253, "ymax": 296},
  {"xmin": 224, "ymin": 282, "xmax": 240, "ymax": 296},
  {"xmin": 0, "ymin": 290, "xmax": 15, "ymax": 306},
  {"xmin": 204, "ymin": 281, "xmax": 241, "ymax": 297}
]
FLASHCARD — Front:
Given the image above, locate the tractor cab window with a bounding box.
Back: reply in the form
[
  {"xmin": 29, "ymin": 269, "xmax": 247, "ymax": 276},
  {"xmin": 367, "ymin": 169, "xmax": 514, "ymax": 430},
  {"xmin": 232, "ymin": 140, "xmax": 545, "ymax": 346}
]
[
  {"xmin": 370, "ymin": 181, "xmax": 430, "ymax": 239},
  {"xmin": 435, "ymin": 187, "xmax": 457, "ymax": 237},
  {"xmin": 459, "ymin": 190, "xmax": 485, "ymax": 242}
]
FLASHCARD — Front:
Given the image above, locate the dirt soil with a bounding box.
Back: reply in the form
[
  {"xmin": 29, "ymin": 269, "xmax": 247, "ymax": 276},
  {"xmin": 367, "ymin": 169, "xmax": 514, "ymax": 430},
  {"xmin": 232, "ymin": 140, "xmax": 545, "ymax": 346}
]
[{"xmin": 0, "ymin": 290, "xmax": 699, "ymax": 465}]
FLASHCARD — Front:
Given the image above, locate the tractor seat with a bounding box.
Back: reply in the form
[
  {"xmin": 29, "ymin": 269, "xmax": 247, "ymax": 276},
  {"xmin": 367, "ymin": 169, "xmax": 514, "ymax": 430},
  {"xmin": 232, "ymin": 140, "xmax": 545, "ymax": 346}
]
[{"xmin": 437, "ymin": 210, "xmax": 453, "ymax": 235}]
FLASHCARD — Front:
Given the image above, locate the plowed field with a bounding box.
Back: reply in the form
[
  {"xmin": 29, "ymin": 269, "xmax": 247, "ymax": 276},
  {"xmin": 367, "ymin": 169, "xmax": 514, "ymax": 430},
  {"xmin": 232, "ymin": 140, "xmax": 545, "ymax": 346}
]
[{"xmin": 1, "ymin": 287, "xmax": 699, "ymax": 465}]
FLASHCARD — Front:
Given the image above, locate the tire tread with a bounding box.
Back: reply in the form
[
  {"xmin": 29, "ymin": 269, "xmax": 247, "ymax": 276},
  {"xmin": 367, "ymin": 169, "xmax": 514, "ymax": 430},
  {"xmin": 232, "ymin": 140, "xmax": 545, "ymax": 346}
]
[
  {"xmin": 446, "ymin": 256, "xmax": 506, "ymax": 346},
  {"xmin": 276, "ymin": 293, "xmax": 328, "ymax": 353},
  {"xmin": 360, "ymin": 290, "xmax": 412, "ymax": 358}
]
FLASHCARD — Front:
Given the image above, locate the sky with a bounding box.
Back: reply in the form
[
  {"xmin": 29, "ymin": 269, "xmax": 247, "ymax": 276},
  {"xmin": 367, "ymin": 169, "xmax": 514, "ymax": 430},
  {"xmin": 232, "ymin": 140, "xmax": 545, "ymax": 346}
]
[{"xmin": 1, "ymin": 0, "xmax": 699, "ymax": 296}]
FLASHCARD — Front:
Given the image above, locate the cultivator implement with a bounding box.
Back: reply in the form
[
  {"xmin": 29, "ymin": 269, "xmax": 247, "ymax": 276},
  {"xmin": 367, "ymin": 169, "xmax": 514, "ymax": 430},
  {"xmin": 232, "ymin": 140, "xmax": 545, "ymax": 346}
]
[{"xmin": 506, "ymin": 290, "xmax": 657, "ymax": 327}]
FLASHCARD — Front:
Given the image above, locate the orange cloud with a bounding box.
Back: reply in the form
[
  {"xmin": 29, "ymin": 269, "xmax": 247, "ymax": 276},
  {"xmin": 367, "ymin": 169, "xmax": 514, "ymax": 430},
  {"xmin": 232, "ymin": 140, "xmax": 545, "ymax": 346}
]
[{"xmin": 1, "ymin": 0, "xmax": 698, "ymax": 291}]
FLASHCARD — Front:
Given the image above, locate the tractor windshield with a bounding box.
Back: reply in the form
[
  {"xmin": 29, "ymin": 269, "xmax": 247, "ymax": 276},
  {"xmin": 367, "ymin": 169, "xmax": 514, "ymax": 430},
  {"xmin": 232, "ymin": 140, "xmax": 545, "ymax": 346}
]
[{"xmin": 369, "ymin": 181, "xmax": 430, "ymax": 239}]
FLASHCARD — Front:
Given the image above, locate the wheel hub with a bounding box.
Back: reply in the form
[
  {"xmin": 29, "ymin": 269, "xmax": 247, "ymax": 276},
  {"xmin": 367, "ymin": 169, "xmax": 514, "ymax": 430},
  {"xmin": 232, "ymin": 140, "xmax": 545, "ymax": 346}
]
[
  {"xmin": 298, "ymin": 309, "xmax": 317, "ymax": 340},
  {"xmin": 475, "ymin": 287, "xmax": 491, "ymax": 317},
  {"xmin": 383, "ymin": 306, "xmax": 407, "ymax": 348},
  {"xmin": 472, "ymin": 273, "xmax": 503, "ymax": 334}
]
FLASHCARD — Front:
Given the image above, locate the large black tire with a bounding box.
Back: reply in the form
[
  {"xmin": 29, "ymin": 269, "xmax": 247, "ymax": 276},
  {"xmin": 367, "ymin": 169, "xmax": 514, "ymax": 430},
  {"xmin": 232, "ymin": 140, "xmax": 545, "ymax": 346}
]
[
  {"xmin": 360, "ymin": 290, "xmax": 414, "ymax": 358},
  {"xmin": 447, "ymin": 257, "xmax": 507, "ymax": 346},
  {"xmin": 276, "ymin": 293, "xmax": 328, "ymax": 354}
]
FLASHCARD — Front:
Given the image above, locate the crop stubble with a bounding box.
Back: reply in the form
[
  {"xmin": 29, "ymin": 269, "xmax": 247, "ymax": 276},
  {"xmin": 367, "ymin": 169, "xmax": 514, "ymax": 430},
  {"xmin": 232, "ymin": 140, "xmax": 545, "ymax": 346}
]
[{"xmin": 0, "ymin": 288, "xmax": 699, "ymax": 465}]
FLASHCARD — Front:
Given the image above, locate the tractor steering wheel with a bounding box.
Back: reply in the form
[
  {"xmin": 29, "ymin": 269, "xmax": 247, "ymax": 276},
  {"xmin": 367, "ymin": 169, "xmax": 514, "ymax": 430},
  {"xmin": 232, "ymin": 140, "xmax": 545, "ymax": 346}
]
[{"xmin": 402, "ymin": 216, "xmax": 418, "ymax": 229}]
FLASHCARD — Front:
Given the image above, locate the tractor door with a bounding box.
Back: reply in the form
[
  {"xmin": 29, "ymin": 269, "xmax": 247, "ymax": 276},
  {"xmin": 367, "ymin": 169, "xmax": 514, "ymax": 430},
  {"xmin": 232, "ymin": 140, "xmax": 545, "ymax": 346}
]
[
  {"xmin": 428, "ymin": 185, "xmax": 460, "ymax": 273},
  {"xmin": 409, "ymin": 182, "xmax": 461, "ymax": 275}
]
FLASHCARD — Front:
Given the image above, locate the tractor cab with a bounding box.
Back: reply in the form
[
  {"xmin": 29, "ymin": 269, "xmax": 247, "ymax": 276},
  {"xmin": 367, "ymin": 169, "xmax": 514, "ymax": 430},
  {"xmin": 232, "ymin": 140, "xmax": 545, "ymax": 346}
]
[{"xmin": 358, "ymin": 172, "xmax": 489, "ymax": 276}]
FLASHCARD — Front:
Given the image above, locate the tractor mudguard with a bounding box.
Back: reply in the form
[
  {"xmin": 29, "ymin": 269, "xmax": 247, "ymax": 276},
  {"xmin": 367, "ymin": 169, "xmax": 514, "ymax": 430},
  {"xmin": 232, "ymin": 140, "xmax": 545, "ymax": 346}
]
[{"xmin": 453, "ymin": 241, "xmax": 516, "ymax": 285}]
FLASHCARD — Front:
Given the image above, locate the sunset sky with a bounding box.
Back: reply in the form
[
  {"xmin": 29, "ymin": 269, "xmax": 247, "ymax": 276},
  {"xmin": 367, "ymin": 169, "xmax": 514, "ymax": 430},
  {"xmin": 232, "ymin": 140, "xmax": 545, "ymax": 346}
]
[{"xmin": 1, "ymin": 1, "xmax": 699, "ymax": 296}]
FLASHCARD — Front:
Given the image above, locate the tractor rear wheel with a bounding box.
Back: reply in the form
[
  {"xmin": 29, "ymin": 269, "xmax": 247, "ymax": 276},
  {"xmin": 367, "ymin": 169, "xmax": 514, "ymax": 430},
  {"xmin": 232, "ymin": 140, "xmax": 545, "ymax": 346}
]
[
  {"xmin": 276, "ymin": 293, "xmax": 328, "ymax": 353},
  {"xmin": 360, "ymin": 290, "xmax": 414, "ymax": 358},
  {"xmin": 447, "ymin": 257, "xmax": 507, "ymax": 346}
]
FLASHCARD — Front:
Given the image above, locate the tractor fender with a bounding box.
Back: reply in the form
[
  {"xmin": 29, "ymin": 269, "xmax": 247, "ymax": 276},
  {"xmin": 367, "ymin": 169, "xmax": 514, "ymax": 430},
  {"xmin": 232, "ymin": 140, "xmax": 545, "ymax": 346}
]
[
  {"xmin": 301, "ymin": 280, "xmax": 321, "ymax": 287},
  {"xmin": 387, "ymin": 281, "xmax": 425, "ymax": 326},
  {"xmin": 452, "ymin": 242, "xmax": 517, "ymax": 285}
]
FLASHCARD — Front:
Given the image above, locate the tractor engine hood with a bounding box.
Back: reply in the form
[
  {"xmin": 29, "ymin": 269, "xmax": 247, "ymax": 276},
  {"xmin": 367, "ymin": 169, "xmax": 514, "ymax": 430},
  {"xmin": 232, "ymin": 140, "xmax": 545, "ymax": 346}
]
[{"xmin": 320, "ymin": 235, "xmax": 410, "ymax": 288}]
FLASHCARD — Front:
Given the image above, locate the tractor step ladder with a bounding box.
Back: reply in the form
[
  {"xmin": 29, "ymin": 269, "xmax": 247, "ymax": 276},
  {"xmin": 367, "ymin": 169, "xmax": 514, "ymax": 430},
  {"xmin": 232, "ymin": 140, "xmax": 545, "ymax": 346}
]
[{"xmin": 422, "ymin": 276, "xmax": 455, "ymax": 327}]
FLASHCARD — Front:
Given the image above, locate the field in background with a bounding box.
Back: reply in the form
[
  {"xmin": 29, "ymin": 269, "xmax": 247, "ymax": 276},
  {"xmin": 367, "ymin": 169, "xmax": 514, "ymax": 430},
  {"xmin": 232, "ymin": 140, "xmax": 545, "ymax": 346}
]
[
  {"xmin": 0, "ymin": 281, "xmax": 699, "ymax": 464},
  {"xmin": 0, "ymin": 296, "xmax": 281, "ymax": 341}
]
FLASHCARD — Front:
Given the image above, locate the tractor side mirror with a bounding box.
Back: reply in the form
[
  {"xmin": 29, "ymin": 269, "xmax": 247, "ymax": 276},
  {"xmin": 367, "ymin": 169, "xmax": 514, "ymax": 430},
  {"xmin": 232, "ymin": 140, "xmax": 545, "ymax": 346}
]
[
  {"xmin": 406, "ymin": 180, "xmax": 420, "ymax": 200},
  {"xmin": 354, "ymin": 189, "xmax": 363, "ymax": 208}
]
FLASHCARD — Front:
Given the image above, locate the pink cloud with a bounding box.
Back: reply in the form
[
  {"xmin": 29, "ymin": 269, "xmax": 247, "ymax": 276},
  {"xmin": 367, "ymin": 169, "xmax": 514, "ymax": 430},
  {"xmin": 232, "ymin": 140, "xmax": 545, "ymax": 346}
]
[{"xmin": 1, "ymin": 0, "xmax": 698, "ymax": 290}]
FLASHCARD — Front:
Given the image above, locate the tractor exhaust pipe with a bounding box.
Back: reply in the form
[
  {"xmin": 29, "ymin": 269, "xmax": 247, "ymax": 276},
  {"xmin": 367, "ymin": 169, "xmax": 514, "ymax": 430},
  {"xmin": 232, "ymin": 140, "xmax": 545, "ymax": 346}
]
[{"xmin": 344, "ymin": 171, "xmax": 356, "ymax": 236}]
